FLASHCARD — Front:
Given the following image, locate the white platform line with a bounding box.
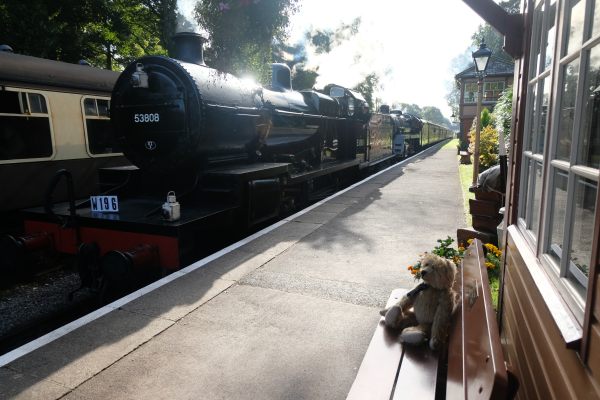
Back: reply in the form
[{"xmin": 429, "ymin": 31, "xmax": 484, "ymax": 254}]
[{"xmin": 0, "ymin": 141, "xmax": 446, "ymax": 367}]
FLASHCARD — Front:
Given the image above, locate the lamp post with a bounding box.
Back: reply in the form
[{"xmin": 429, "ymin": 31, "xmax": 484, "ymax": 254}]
[{"xmin": 471, "ymin": 40, "xmax": 492, "ymax": 187}]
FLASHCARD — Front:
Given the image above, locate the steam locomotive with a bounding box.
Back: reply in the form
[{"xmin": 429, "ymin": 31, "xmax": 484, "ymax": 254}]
[{"xmin": 4, "ymin": 33, "xmax": 449, "ymax": 295}]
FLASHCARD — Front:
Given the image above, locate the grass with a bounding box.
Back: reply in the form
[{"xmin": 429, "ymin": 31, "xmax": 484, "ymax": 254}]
[
  {"xmin": 458, "ymin": 163, "xmax": 475, "ymax": 227},
  {"xmin": 441, "ymin": 138, "xmax": 474, "ymax": 226},
  {"xmin": 442, "ymin": 138, "xmax": 458, "ymax": 149},
  {"xmin": 443, "ymin": 139, "xmax": 500, "ymax": 309}
]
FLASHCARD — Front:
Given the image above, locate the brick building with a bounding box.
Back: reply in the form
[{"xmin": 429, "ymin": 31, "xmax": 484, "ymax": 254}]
[{"xmin": 455, "ymin": 57, "xmax": 514, "ymax": 143}]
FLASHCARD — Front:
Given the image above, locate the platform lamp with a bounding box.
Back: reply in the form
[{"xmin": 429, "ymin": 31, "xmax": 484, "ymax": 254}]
[{"xmin": 471, "ymin": 40, "xmax": 492, "ymax": 187}]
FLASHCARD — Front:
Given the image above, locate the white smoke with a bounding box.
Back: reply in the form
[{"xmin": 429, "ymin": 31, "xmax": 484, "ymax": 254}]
[{"xmin": 288, "ymin": 0, "xmax": 484, "ymax": 117}]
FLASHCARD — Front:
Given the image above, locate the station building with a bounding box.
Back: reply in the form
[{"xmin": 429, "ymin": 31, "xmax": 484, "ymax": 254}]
[
  {"xmin": 455, "ymin": 57, "xmax": 514, "ymax": 142},
  {"xmin": 465, "ymin": 0, "xmax": 600, "ymax": 397}
]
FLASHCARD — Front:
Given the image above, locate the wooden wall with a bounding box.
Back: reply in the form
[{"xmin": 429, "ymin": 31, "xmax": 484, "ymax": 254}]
[{"xmin": 502, "ymin": 229, "xmax": 600, "ymax": 399}]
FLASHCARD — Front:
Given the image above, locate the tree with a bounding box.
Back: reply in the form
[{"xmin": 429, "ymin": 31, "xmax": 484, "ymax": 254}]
[
  {"xmin": 492, "ymin": 85, "xmax": 513, "ymax": 152},
  {"xmin": 353, "ymin": 73, "xmax": 380, "ymax": 110},
  {"xmin": 194, "ymin": 0, "xmax": 299, "ymax": 84},
  {"xmin": 471, "ymin": 0, "xmax": 520, "ymax": 62},
  {"xmin": 422, "ymin": 106, "xmax": 452, "ymax": 127},
  {"xmin": 493, "ymin": 86, "xmax": 513, "ymax": 134},
  {"xmin": 396, "ymin": 103, "xmax": 423, "ymax": 117},
  {"xmin": 305, "ymin": 17, "xmax": 361, "ymax": 54},
  {"xmin": 0, "ymin": 0, "xmax": 177, "ymax": 70}
]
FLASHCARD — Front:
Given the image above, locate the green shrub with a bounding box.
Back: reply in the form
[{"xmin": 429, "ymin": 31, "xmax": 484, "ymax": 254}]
[{"xmin": 469, "ymin": 125, "xmax": 499, "ymax": 171}]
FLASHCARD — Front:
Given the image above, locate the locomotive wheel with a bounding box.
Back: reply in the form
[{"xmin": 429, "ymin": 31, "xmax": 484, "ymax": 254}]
[
  {"xmin": 100, "ymin": 251, "xmax": 135, "ymax": 302},
  {"xmin": 0, "ymin": 235, "xmax": 24, "ymax": 282}
]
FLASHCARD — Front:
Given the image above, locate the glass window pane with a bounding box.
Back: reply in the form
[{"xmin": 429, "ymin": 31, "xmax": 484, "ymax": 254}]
[
  {"xmin": 519, "ymin": 157, "xmax": 531, "ymax": 220},
  {"xmin": 0, "ymin": 116, "xmax": 53, "ymax": 160},
  {"xmin": 593, "ymin": 0, "xmax": 600, "ymax": 38},
  {"xmin": 566, "ymin": 0, "xmax": 585, "ymax": 56},
  {"xmin": 0, "ymin": 91, "xmax": 22, "ymax": 114},
  {"xmin": 544, "ymin": 1, "xmax": 556, "ymax": 70},
  {"xmin": 578, "ymin": 46, "xmax": 600, "ymax": 168},
  {"xmin": 531, "ymin": 2, "xmax": 544, "ymax": 75},
  {"xmin": 465, "ymin": 82, "xmax": 478, "ymax": 103},
  {"xmin": 556, "ymin": 58, "xmax": 580, "ymax": 161},
  {"xmin": 97, "ymin": 100, "xmax": 109, "ymax": 117},
  {"xmin": 86, "ymin": 119, "xmax": 121, "ymax": 154},
  {"xmin": 567, "ymin": 176, "xmax": 597, "ymax": 291},
  {"xmin": 526, "ymin": 83, "xmax": 538, "ymax": 151},
  {"xmin": 27, "ymin": 93, "xmax": 47, "ymax": 114},
  {"xmin": 530, "ymin": 161, "xmax": 544, "ymax": 236},
  {"xmin": 548, "ymin": 168, "xmax": 568, "ymax": 263},
  {"xmin": 537, "ymin": 75, "xmax": 552, "ymax": 154},
  {"xmin": 84, "ymin": 98, "xmax": 98, "ymax": 116}
]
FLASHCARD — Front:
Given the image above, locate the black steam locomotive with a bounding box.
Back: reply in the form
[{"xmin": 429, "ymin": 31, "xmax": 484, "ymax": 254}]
[{"xmin": 6, "ymin": 32, "xmax": 402, "ymax": 293}]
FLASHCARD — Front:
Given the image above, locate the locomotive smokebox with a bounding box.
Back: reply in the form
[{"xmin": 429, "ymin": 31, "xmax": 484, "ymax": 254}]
[{"xmin": 170, "ymin": 32, "xmax": 206, "ymax": 65}]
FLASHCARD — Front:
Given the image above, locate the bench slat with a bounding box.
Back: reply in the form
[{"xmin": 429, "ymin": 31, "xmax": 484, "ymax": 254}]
[
  {"xmin": 392, "ymin": 346, "xmax": 440, "ymax": 400},
  {"xmin": 347, "ymin": 288, "xmax": 440, "ymax": 400},
  {"xmin": 446, "ymin": 239, "xmax": 509, "ymax": 399},
  {"xmin": 347, "ymin": 289, "xmax": 405, "ymax": 400}
]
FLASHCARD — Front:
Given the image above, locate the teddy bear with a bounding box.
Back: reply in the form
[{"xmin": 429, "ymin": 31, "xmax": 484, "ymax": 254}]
[{"xmin": 380, "ymin": 253, "xmax": 457, "ymax": 350}]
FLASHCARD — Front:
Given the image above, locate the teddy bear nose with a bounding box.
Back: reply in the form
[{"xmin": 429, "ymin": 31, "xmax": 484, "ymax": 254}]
[{"xmin": 421, "ymin": 269, "xmax": 428, "ymax": 276}]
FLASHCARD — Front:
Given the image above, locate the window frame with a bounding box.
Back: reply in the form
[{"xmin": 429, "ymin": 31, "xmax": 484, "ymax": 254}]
[
  {"xmin": 0, "ymin": 88, "xmax": 56, "ymax": 164},
  {"xmin": 517, "ymin": 0, "xmax": 600, "ymax": 343},
  {"xmin": 81, "ymin": 96, "xmax": 122, "ymax": 158}
]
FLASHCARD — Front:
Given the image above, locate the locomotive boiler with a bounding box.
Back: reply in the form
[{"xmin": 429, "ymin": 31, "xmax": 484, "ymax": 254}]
[{"xmin": 111, "ymin": 32, "xmax": 368, "ymax": 174}]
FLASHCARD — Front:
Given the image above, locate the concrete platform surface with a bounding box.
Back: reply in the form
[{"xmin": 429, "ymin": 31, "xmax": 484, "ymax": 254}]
[{"xmin": 0, "ymin": 142, "xmax": 464, "ymax": 399}]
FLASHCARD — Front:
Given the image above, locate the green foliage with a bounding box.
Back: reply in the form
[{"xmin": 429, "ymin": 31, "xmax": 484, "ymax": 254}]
[
  {"xmin": 469, "ymin": 125, "xmax": 500, "ymax": 170},
  {"xmin": 492, "ymin": 85, "xmax": 513, "ymax": 152},
  {"xmin": 422, "ymin": 106, "xmax": 453, "ymax": 128},
  {"xmin": 0, "ymin": 0, "xmax": 176, "ymax": 70},
  {"xmin": 432, "ymin": 237, "xmax": 461, "ymax": 261},
  {"xmin": 292, "ymin": 68, "xmax": 318, "ymax": 90},
  {"xmin": 194, "ymin": 0, "xmax": 299, "ymax": 84},
  {"xmin": 305, "ymin": 17, "xmax": 361, "ymax": 54},
  {"xmin": 396, "ymin": 103, "xmax": 423, "ymax": 117},
  {"xmin": 353, "ymin": 73, "xmax": 380, "ymax": 110},
  {"xmin": 471, "ymin": 0, "xmax": 519, "ymax": 63},
  {"xmin": 480, "ymin": 108, "xmax": 492, "ymax": 129}
]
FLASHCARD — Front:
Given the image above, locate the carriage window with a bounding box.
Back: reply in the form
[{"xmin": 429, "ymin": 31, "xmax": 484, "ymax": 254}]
[
  {"xmin": 84, "ymin": 98, "xmax": 98, "ymax": 116},
  {"xmin": 0, "ymin": 90, "xmax": 53, "ymax": 161},
  {"xmin": 83, "ymin": 97, "xmax": 121, "ymax": 155},
  {"xmin": 28, "ymin": 93, "xmax": 47, "ymax": 113},
  {"xmin": 0, "ymin": 91, "xmax": 22, "ymax": 114}
]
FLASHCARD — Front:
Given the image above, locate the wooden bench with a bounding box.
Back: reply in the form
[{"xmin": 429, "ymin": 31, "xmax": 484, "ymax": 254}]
[{"xmin": 347, "ymin": 239, "xmax": 517, "ymax": 399}]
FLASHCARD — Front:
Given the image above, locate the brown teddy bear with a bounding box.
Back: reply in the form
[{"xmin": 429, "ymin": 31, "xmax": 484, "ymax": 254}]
[{"xmin": 380, "ymin": 253, "xmax": 457, "ymax": 350}]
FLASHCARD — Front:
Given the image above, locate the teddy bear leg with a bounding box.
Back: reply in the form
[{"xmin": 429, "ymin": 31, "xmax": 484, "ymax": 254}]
[
  {"xmin": 399, "ymin": 323, "xmax": 431, "ymax": 346},
  {"xmin": 382, "ymin": 305, "xmax": 402, "ymax": 328}
]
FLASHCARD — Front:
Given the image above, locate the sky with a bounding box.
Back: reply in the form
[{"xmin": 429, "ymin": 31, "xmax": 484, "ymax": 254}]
[{"xmin": 177, "ymin": 0, "xmax": 487, "ymax": 118}]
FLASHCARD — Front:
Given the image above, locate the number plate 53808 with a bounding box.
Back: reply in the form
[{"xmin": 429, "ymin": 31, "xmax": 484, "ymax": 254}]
[{"xmin": 134, "ymin": 113, "xmax": 160, "ymax": 123}]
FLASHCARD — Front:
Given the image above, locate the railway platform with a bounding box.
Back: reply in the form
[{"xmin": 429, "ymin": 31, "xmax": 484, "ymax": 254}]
[{"xmin": 0, "ymin": 141, "xmax": 464, "ymax": 400}]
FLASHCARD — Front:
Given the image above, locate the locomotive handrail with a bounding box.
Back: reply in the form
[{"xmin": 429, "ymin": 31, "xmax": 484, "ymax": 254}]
[
  {"xmin": 203, "ymin": 102, "xmax": 346, "ymax": 121},
  {"xmin": 44, "ymin": 169, "xmax": 81, "ymax": 244},
  {"xmin": 113, "ymin": 102, "xmax": 180, "ymax": 109}
]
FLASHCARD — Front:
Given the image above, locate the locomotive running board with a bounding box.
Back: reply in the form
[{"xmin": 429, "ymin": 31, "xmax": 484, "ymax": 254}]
[{"xmin": 288, "ymin": 159, "xmax": 360, "ymax": 184}]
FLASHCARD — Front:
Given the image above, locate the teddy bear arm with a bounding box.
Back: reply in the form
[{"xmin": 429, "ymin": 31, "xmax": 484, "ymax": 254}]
[{"xmin": 397, "ymin": 294, "xmax": 415, "ymax": 312}]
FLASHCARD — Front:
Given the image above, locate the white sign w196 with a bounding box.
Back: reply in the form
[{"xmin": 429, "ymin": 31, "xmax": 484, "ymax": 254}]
[{"xmin": 90, "ymin": 196, "xmax": 119, "ymax": 212}]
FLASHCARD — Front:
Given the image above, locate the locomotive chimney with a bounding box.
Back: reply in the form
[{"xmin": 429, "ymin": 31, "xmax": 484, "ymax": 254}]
[
  {"xmin": 170, "ymin": 32, "xmax": 206, "ymax": 65},
  {"xmin": 271, "ymin": 63, "xmax": 292, "ymax": 91}
]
